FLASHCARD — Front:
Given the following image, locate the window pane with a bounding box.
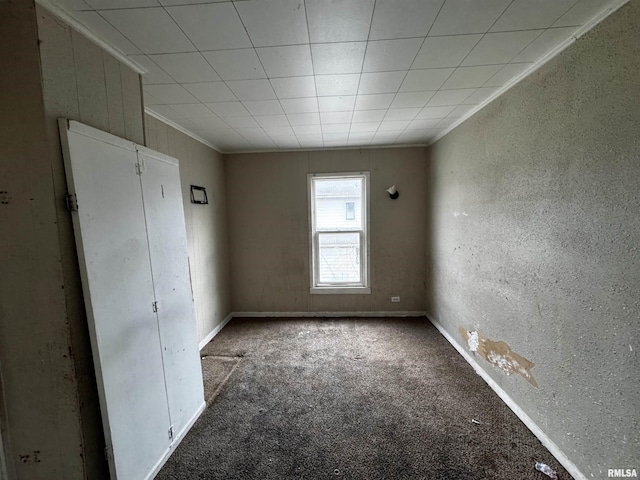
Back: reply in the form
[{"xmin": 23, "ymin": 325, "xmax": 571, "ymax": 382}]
[
  {"xmin": 318, "ymin": 232, "xmax": 361, "ymax": 283},
  {"xmin": 314, "ymin": 178, "xmax": 362, "ymax": 230}
]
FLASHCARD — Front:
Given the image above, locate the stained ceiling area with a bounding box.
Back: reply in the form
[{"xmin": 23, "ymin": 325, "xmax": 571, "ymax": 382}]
[{"xmin": 47, "ymin": 0, "xmax": 618, "ymax": 152}]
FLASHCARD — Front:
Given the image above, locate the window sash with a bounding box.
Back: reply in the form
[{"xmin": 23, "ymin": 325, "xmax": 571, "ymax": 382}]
[{"xmin": 313, "ymin": 230, "xmax": 364, "ymax": 286}]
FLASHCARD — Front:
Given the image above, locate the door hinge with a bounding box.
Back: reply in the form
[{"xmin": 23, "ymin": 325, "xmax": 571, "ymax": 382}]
[
  {"xmin": 135, "ymin": 162, "xmax": 144, "ymax": 175},
  {"xmin": 152, "ymin": 301, "xmax": 158, "ymax": 313},
  {"xmin": 65, "ymin": 193, "xmax": 78, "ymax": 212},
  {"xmin": 168, "ymin": 426, "xmax": 174, "ymax": 441}
]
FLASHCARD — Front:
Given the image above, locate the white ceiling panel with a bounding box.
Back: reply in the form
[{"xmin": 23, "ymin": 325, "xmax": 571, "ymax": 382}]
[
  {"xmin": 483, "ymin": 63, "xmax": 532, "ymax": 87},
  {"xmin": 184, "ymin": 82, "xmax": 237, "ymax": 102},
  {"xmin": 429, "ymin": 0, "xmax": 512, "ymax": 35},
  {"xmin": 202, "ymin": 49, "xmax": 266, "ymax": 81},
  {"xmin": 416, "ymin": 105, "xmax": 456, "ymax": 119},
  {"xmin": 148, "ymin": 105, "xmax": 183, "ymax": 122},
  {"xmin": 144, "ymin": 84, "xmax": 199, "ymax": 104},
  {"xmin": 401, "ymin": 68, "xmax": 454, "ymax": 92},
  {"xmin": 352, "ymin": 110, "xmax": 387, "ymax": 123},
  {"xmin": 311, "ymin": 43, "xmax": 367, "ymax": 75},
  {"xmin": 553, "ymin": 0, "xmax": 611, "ymax": 27},
  {"xmin": 362, "ymin": 38, "xmax": 424, "ymax": 73},
  {"xmin": 441, "ymin": 65, "xmax": 503, "ymax": 90},
  {"xmin": 412, "ymin": 35, "xmax": 482, "ymax": 69},
  {"xmin": 358, "ymin": 71, "xmax": 406, "ymax": 94},
  {"xmin": 384, "ymin": 108, "xmax": 421, "ymax": 121},
  {"xmin": 243, "ymin": 100, "xmax": 285, "ymax": 116},
  {"xmin": 407, "ymin": 118, "xmax": 440, "ymax": 129},
  {"xmin": 320, "ymin": 111, "xmax": 352, "ymax": 124},
  {"xmin": 448, "ymin": 104, "xmax": 475, "ymax": 117},
  {"xmin": 491, "ymin": 0, "xmax": 577, "ymax": 31},
  {"xmin": 287, "ymin": 112, "xmax": 321, "ymax": 125},
  {"xmin": 354, "ymin": 94, "xmax": 396, "ymax": 111},
  {"xmin": 318, "ymin": 96, "xmax": 356, "ymax": 112},
  {"xmin": 461, "ymin": 30, "xmax": 543, "ymax": 66},
  {"xmin": 223, "ymin": 116, "xmax": 261, "ymax": 129},
  {"xmin": 100, "ymin": 8, "xmax": 195, "ymax": 54},
  {"xmin": 86, "ymin": 0, "xmax": 159, "ymax": 8},
  {"xmin": 55, "ymin": 0, "xmax": 92, "ymax": 10},
  {"xmin": 511, "ymin": 27, "xmax": 576, "ymax": 63},
  {"xmin": 293, "ymin": 124, "xmax": 322, "ymax": 135},
  {"xmin": 369, "ymin": 0, "xmax": 443, "ymax": 39},
  {"xmin": 150, "ymin": 53, "xmax": 220, "ymax": 83},
  {"xmin": 205, "ymin": 102, "xmax": 250, "ymax": 117},
  {"xmin": 170, "ymin": 103, "xmax": 215, "ymax": 118},
  {"xmin": 271, "ymin": 77, "xmax": 317, "ymax": 99},
  {"xmin": 350, "ymin": 122, "xmax": 380, "ymax": 132},
  {"xmin": 426, "ymin": 88, "xmax": 476, "ymax": 106},
  {"xmin": 306, "ymin": 0, "xmax": 375, "ymax": 43},
  {"xmin": 256, "ymin": 115, "xmax": 291, "ymax": 128},
  {"xmin": 129, "ymin": 55, "xmax": 175, "ymax": 84},
  {"xmin": 379, "ymin": 120, "xmax": 410, "ymax": 131},
  {"xmin": 315, "ymin": 74, "xmax": 360, "ymax": 96},
  {"xmin": 265, "ymin": 125, "xmax": 295, "ymax": 136},
  {"xmin": 390, "ymin": 91, "xmax": 435, "ymax": 108},
  {"xmin": 322, "ymin": 124, "xmax": 351, "ymax": 134},
  {"xmin": 235, "ymin": 0, "xmax": 309, "ymax": 47},
  {"xmin": 226, "ymin": 80, "xmax": 276, "ymax": 101},
  {"xmin": 166, "ymin": 3, "xmax": 251, "ymax": 50},
  {"xmin": 280, "ymin": 97, "xmax": 319, "ymax": 114},
  {"xmin": 459, "ymin": 87, "xmax": 499, "ymax": 105},
  {"xmin": 72, "ymin": 11, "xmax": 142, "ymax": 54},
  {"xmin": 257, "ymin": 45, "xmax": 313, "ymax": 78}
]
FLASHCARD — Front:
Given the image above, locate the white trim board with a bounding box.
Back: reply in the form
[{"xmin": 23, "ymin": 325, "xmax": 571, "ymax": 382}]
[
  {"xmin": 231, "ymin": 311, "xmax": 427, "ymax": 318},
  {"xmin": 145, "ymin": 108, "xmax": 222, "ymax": 154},
  {"xmin": 198, "ymin": 314, "xmax": 233, "ymax": 351},
  {"xmin": 426, "ymin": 314, "xmax": 586, "ymax": 480}
]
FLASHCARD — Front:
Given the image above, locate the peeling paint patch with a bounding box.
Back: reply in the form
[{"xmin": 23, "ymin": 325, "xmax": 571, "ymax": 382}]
[
  {"xmin": 459, "ymin": 327, "xmax": 538, "ymax": 387},
  {"xmin": 453, "ymin": 211, "xmax": 469, "ymax": 217}
]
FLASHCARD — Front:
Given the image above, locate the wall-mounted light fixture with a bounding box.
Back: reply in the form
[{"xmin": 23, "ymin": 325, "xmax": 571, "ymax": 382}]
[
  {"xmin": 190, "ymin": 185, "xmax": 208, "ymax": 204},
  {"xmin": 386, "ymin": 184, "xmax": 399, "ymax": 200}
]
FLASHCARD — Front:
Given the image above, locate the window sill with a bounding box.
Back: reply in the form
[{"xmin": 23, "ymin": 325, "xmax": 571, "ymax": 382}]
[{"xmin": 310, "ymin": 287, "xmax": 371, "ymax": 295}]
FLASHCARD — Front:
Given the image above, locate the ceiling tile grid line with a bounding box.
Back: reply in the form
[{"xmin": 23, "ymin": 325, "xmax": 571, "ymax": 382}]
[{"xmin": 48, "ymin": 0, "xmax": 623, "ymax": 152}]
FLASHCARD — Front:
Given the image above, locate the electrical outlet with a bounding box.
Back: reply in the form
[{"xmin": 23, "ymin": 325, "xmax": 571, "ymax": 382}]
[{"xmin": 391, "ymin": 296, "xmax": 400, "ymax": 303}]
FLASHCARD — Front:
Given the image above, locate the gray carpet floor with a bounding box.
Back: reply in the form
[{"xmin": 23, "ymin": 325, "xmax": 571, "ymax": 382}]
[{"xmin": 157, "ymin": 317, "xmax": 570, "ymax": 480}]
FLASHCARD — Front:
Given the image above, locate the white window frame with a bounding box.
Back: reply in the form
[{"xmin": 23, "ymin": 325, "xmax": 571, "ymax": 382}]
[{"xmin": 308, "ymin": 172, "xmax": 370, "ymax": 294}]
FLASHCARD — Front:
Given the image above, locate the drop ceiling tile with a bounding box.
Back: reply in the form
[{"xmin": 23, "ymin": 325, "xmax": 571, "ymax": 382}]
[
  {"xmin": 257, "ymin": 45, "xmax": 313, "ymax": 78},
  {"xmin": 369, "ymin": 0, "xmax": 443, "ymax": 40},
  {"xmin": 144, "ymin": 84, "xmax": 199, "ymax": 104},
  {"xmin": 400, "ymin": 68, "xmax": 454, "ymax": 92},
  {"xmin": 318, "ymin": 96, "xmax": 356, "ymax": 112},
  {"xmin": 306, "ymin": 0, "xmax": 375, "ymax": 43},
  {"xmin": 280, "ymin": 97, "xmax": 319, "ymax": 114},
  {"xmin": 202, "ymin": 49, "xmax": 266, "ymax": 81},
  {"xmin": 271, "ymin": 77, "xmax": 317, "ymax": 99},
  {"xmin": 412, "ymin": 35, "xmax": 483, "ymax": 69},
  {"xmin": 490, "ymin": 0, "xmax": 576, "ymax": 31},
  {"xmin": 144, "ymin": 92, "xmax": 161, "ymax": 106},
  {"xmin": 462, "ymin": 87, "xmax": 499, "ymax": 104},
  {"xmin": 129, "ymin": 55, "xmax": 175, "ymax": 84},
  {"xmin": 355, "ymin": 94, "xmax": 396, "ymax": 110},
  {"xmin": 296, "ymin": 134, "xmax": 324, "ymax": 146},
  {"xmin": 483, "ymin": 63, "xmax": 531, "ymax": 87},
  {"xmin": 56, "ymin": 0, "xmax": 92, "ymax": 10},
  {"xmin": 349, "ymin": 132, "xmax": 375, "ymax": 140},
  {"xmin": 226, "ymin": 80, "xmax": 276, "ymax": 101},
  {"xmin": 265, "ymin": 125, "xmax": 295, "ymax": 136},
  {"xmin": 205, "ymin": 102, "xmax": 250, "ymax": 117},
  {"xmin": 378, "ymin": 120, "xmax": 410, "ymax": 131},
  {"xmin": 372, "ymin": 130, "xmax": 401, "ymax": 140},
  {"xmin": 384, "ymin": 108, "xmax": 421, "ymax": 121},
  {"xmin": 189, "ymin": 114, "xmax": 230, "ymax": 130},
  {"xmin": 362, "ymin": 38, "xmax": 424, "ymax": 73},
  {"xmin": 287, "ymin": 112, "xmax": 321, "ymax": 125},
  {"xmin": 461, "ymin": 30, "xmax": 543, "ymax": 66},
  {"xmin": 397, "ymin": 131, "xmax": 426, "ymax": 142},
  {"xmin": 426, "ymin": 88, "xmax": 476, "ymax": 106},
  {"xmin": 322, "ymin": 124, "xmax": 351, "ymax": 134},
  {"xmin": 407, "ymin": 118, "xmax": 441, "ymax": 129},
  {"xmin": 429, "ymin": 0, "xmax": 512, "ymax": 35},
  {"xmin": 237, "ymin": 128, "xmax": 270, "ymax": 140},
  {"xmin": 311, "ymin": 43, "xmax": 367, "ymax": 75},
  {"xmin": 235, "ymin": 0, "xmax": 309, "ymax": 47},
  {"xmin": 350, "ymin": 122, "xmax": 380, "ymax": 132},
  {"xmin": 243, "ymin": 100, "xmax": 285, "ymax": 116},
  {"xmin": 316, "ymin": 75, "xmax": 361, "ymax": 96},
  {"xmin": 320, "ymin": 112, "xmax": 352, "ymax": 124},
  {"xmin": 150, "ymin": 53, "xmax": 220, "ymax": 83},
  {"xmin": 100, "ymin": 8, "xmax": 195, "ymax": 54},
  {"xmin": 553, "ymin": 0, "xmax": 610, "ymax": 27},
  {"xmin": 416, "ymin": 105, "xmax": 456, "ymax": 119},
  {"xmin": 166, "ymin": 3, "xmax": 251, "ymax": 50},
  {"xmin": 441, "ymin": 65, "xmax": 503, "ymax": 89},
  {"xmin": 223, "ymin": 116, "xmax": 261, "ymax": 129},
  {"xmin": 390, "ymin": 91, "xmax": 435, "ymax": 108},
  {"xmin": 183, "ymin": 82, "xmax": 237, "ymax": 102},
  {"xmin": 148, "ymin": 105, "xmax": 183, "ymax": 122},
  {"xmin": 447, "ymin": 105, "xmax": 475, "ymax": 117},
  {"xmin": 72, "ymin": 11, "xmax": 142, "ymax": 54},
  {"xmin": 292, "ymin": 124, "xmax": 322, "ymax": 135},
  {"xmin": 160, "ymin": 0, "xmax": 229, "ymax": 4},
  {"xmin": 352, "ymin": 109, "xmax": 386, "ymax": 122},
  {"xmin": 256, "ymin": 115, "xmax": 290, "ymax": 128},
  {"xmin": 86, "ymin": 0, "xmax": 159, "ymax": 8},
  {"xmin": 169, "ymin": 103, "xmax": 214, "ymax": 118},
  {"xmin": 436, "ymin": 118, "xmax": 457, "ymax": 128},
  {"xmin": 511, "ymin": 27, "xmax": 576, "ymax": 63},
  {"xmin": 358, "ymin": 71, "xmax": 405, "ymax": 94},
  {"xmin": 323, "ymin": 134, "xmax": 349, "ymax": 143}
]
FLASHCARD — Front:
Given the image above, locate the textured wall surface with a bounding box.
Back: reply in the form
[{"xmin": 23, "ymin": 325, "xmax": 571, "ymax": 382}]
[
  {"xmin": 145, "ymin": 115, "xmax": 231, "ymax": 342},
  {"xmin": 426, "ymin": 3, "xmax": 639, "ymax": 477},
  {"xmin": 225, "ymin": 148, "xmax": 427, "ymax": 313}
]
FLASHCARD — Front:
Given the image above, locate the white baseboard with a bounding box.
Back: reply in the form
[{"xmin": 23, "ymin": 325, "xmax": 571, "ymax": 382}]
[
  {"xmin": 198, "ymin": 313, "xmax": 233, "ymax": 350},
  {"xmin": 231, "ymin": 311, "xmax": 427, "ymax": 318},
  {"xmin": 426, "ymin": 314, "xmax": 585, "ymax": 480}
]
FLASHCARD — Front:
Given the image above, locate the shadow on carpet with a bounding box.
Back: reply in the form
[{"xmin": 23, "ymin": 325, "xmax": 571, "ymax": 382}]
[{"xmin": 159, "ymin": 317, "xmax": 571, "ymax": 480}]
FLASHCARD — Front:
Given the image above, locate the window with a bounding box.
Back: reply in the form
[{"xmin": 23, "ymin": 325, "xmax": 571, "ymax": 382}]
[{"xmin": 308, "ymin": 172, "xmax": 370, "ymax": 294}]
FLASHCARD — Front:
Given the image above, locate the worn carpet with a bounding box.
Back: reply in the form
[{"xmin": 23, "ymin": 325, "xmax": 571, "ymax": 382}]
[{"xmin": 157, "ymin": 317, "xmax": 570, "ymax": 480}]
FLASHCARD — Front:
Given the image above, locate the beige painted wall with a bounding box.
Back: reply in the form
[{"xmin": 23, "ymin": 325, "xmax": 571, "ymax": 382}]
[
  {"xmin": 145, "ymin": 115, "xmax": 231, "ymax": 343},
  {"xmin": 426, "ymin": 2, "xmax": 639, "ymax": 477},
  {"xmin": 225, "ymin": 148, "xmax": 427, "ymax": 313}
]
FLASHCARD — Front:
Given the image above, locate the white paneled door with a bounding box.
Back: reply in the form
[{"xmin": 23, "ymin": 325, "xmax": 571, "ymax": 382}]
[{"xmin": 59, "ymin": 120, "xmax": 204, "ymax": 480}]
